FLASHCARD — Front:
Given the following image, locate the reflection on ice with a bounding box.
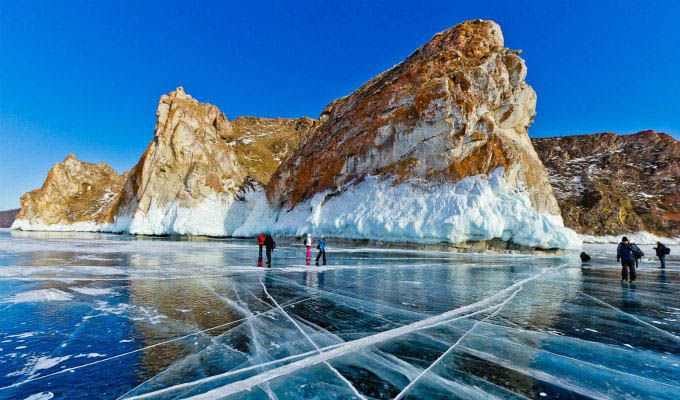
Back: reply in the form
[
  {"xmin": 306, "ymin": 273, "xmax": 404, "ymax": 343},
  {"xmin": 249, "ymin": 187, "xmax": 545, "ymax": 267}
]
[{"xmin": 0, "ymin": 230, "xmax": 678, "ymax": 399}]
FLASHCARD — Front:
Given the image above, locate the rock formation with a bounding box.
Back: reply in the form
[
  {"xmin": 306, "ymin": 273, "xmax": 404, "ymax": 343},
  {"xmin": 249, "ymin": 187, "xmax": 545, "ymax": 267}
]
[
  {"xmin": 252, "ymin": 19, "xmax": 577, "ymax": 249},
  {"xmin": 0, "ymin": 208, "xmax": 20, "ymax": 228},
  {"xmin": 533, "ymin": 130, "xmax": 680, "ymax": 237},
  {"xmin": 13, "ymin": 88, "xmax": 317, "ymax": 236},
  {"xmin": 11, "ymin": 155, "xmax": 126, "ymax": 231},
  {"xmin": 114, "ymin": 88, "xmax": 319, "ymax": 236},
  {"xmin": 229, "ymin": 116, "xmax": 320, "ymax": 185},
  {"xmin": 12, "ymin": 20, "xmax": 582, "ymax": 249}
]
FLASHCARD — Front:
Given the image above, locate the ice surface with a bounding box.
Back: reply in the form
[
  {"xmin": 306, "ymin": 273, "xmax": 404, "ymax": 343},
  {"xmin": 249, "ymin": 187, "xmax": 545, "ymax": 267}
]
[
  {"xmin": 0, "ymin": 230, "xmax": 678, "ymax": 399},
  {"xmin": 11, "ymin": 169, "xmax": 581, "ymax": 250}
]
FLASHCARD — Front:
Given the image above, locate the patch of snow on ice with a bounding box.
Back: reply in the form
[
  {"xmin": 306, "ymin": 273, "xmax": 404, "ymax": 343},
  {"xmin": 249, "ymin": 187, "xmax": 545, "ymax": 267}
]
[
  {"xmin": 69, "ymin": 287, "xmax": 117, "ymax": 296},
  {"xmin": 4, "ymin": 289, "xmax": 73, "ymax": 304},
  {"xmin": 6, "ymin": 332, "xmax": 38, "ymax": 339},
  {"xmin": 23, "ymin": 392, "xmax": 54, "ymax": 400},
  {"xmin": 75, "ymin": 353, "xmax": 106, "ymax": 358}
]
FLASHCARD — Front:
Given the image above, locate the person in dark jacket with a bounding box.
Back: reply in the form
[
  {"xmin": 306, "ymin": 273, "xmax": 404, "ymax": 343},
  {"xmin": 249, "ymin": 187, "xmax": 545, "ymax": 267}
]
[
  {"xmin": 257, "ymin": 233, "xmax": 265, "ymax": 260},
  {"xmin": 617, "ymin": 237, "xmax": 636, "ymax": 282},
  {"xmin": 654, "ymin": 241, "xmax": 669, "ymax": 269},
  {"xmin": 315, "ymin": 235, "xmax": 327, "ymax": 266},
  {"xmin": 264, "ymin": 234, "xmax": 276, "ymax": 266}
]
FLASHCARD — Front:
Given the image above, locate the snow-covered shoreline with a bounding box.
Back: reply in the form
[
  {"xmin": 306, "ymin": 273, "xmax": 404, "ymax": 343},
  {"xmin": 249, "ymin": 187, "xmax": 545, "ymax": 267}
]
[
  {"xmin": 580, "ymin": 232, "xmax": 680, "ymax": 245},
  {"xmin": 10, "ymin": 170, "xmax": 581, "ymax": 250}
]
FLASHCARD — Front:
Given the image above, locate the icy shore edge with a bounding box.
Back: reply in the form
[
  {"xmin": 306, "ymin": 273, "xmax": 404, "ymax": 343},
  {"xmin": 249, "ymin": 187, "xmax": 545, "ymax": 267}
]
[
  {"xmin": 580, "ymin": 232, "xmax": 680, "ymax": 245},
  {"xmin": 10, "ymin": 170, "xmax": 582, "ymax": 250}
]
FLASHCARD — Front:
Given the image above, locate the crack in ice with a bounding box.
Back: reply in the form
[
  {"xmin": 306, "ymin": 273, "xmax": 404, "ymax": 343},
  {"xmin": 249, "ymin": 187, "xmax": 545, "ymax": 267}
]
[
  {"xmin": 177, "ymin": 269, "xmax": 550, "ymax": 399},
  {"xmin": 258, "ymin": 275, "xmax": 367, "ymax": 399},
  {"xmin": 581, "ymin": 292, "xmax": 680, "ymax": 343},
  {"xmin": 393, "ymin": 286, "xmax": 523, "ymax": 399}
]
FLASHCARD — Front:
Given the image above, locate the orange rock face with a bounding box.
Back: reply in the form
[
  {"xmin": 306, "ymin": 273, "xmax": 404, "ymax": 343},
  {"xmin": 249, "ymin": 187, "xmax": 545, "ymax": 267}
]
[
  {"xmin": 533, "ymin": 131, "xmax": 680, "ymax": 236},
  {"xmin": 267, "ymin": 20, "xmax": 560, "ymax": 218}
]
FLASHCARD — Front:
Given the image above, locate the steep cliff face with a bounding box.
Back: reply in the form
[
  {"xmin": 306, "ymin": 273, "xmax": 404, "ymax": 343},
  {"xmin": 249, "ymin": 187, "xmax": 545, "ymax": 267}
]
[
  {"xmin": 254, "ymin": 19, "xmax": 577, "ymax": 249},
  {"xmin": 116, "ymin": 88, "xmax": 316, "ymax": 236},
  {"xmin": 11, "ymin": 155, "xmax": 126, "ymax": 231},
  {"xmin": 229, "ymin": 116, "xmax": 319, "ymax": 185},
  {"xmin": 115, "ymin": 87, "xmax": 248, "ymax": 235},
  {"xmin": 12, "ymin": 88, "xmax": 315, "ymax": 235},
  {"xmin": 533, "ymin": 131, "xmax": 680, "ymax": 237}
]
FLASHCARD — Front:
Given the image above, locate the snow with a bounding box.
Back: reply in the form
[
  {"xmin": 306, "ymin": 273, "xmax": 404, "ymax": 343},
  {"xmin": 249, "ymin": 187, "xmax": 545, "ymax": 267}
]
[
  {"xmin": 236, "ymin": 169, "xmax": 581, "ymax": 250},
  {"xmin": 10, "ymin": 169, "xmax": 581, "ymax": 250},
  {"xmin": 11, "ymin": 215, "xmax": 129, "ymax": 233},
  {"xmin": 69, "ymin": 287, "xmax": 117, "ymax": 296},
  {"xmin": 4, "ymin": 289, "xmax": 73, "ymax": 304},
  {"xmin": 123, "ymin": 184, "xmax": 262, "ymax": 236},
  {"xmin": 29, "ymin": 356, "xmax": 71, "ymax": 375},
  {"xmin": 23, "ymin": 392, "xmax": 54, "ymax": 400},
  {"xmin": 581, "ymin": 232, "xmax": 680, "ymax": 245}
]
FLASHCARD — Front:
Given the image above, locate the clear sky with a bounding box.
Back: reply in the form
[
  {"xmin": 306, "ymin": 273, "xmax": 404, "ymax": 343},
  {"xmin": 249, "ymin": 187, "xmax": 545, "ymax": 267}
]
[{"xmin": 1, "ymin": 0, "xmax": 679, "ymax": 210}]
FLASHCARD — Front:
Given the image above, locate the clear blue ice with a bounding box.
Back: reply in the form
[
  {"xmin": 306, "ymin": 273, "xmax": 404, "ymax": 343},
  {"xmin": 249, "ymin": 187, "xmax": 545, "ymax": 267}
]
[{"xmin": 0, "ymin": 230, "xmax": 678, "ymax": 399}]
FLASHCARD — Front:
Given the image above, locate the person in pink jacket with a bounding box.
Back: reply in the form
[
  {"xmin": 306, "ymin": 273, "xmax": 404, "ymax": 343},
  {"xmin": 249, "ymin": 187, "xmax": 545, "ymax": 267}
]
[{"xmin": 305, "ymin": 233, "xmax": 312, "ymax": 262}]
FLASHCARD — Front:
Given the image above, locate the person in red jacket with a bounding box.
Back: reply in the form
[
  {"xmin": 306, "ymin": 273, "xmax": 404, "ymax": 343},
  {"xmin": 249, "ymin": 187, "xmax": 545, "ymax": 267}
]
[{"xmin": 257, "ymin": 233, "xmax": 265, "ymax": 260}]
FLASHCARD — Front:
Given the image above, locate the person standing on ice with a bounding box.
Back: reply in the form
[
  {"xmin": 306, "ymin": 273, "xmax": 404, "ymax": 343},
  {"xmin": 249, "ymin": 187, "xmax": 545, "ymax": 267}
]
[
  {"xmin": 617, "ymin": 237, "xmax": 637, "ymax": 282},
  {"xmin": 654, "ymin": 241, "xmax": 670, "ymax": 269},
  {"xmin": 264, "ymin": 233, "xmax": 276, "ymax": 266},
  {"xmin": 316, "ymin": 235, "xmax": 327, "ymax": 265},
  {"xmin": 257, "ymin": 232, "xmax": 265, "ymax": 260},
  {"xmin": 304, "ymin": 233, "xmax": 312, "ymax": 262}
]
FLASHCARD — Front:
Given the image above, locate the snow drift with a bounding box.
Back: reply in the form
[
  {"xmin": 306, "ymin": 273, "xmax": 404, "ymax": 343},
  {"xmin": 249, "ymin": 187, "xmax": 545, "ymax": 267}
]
[{"xmin": 236, "ymin": 169, "xmax": 580, "ymax": 250}]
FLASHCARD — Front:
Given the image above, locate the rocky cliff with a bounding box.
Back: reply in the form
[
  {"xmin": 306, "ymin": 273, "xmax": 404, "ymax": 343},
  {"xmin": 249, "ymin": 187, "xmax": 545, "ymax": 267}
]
[
  {"xmin": 0, "ymin": 209, "xmax": 20, "ymax": 228},
  {"xmin": 533, "ymin": 130, "xmax": 680, "ymax": 237},
  {"xmin": 13, "ymin": 88, "xmax": 316, "ymax": 236},
  {"xmin": 12, "ymin": 155, "xmax": 127, "ymax": 231},
  {"xmin": 249, "ymin": 19, "xmax": 577, "ymax": 249},
  {"xmin": 12, "ymin": 20, "xmax": 581, "ymax": 249}
]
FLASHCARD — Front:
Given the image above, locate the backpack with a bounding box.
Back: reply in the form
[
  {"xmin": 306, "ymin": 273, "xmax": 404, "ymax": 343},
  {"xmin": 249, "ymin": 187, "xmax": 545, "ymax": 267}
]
[
  {"xmin": 663, "ymin": 246, "xmax": 670, "ymax": 255},
  {"xmin": 629, "ymin": 244, "xmax": 644, "ymax": 259}
]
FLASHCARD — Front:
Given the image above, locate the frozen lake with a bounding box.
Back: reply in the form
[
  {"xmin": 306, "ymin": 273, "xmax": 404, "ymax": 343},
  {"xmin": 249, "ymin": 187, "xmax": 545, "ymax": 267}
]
[{"xmin": 0, "ymin": 230, "xmax": 678, "ymax": 399}]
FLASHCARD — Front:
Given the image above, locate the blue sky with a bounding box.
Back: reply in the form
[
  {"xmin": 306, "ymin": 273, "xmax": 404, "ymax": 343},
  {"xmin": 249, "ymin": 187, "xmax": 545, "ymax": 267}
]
[{"xmin": 1, "ymin": 0, "xmax": 679, "ymax": 209}]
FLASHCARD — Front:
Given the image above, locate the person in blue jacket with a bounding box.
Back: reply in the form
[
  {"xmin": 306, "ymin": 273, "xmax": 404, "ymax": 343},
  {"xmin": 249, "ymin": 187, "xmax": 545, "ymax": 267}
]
[
  {"xmin": 315, "ymin": 235, "xmax": 327, "ymax": 266},
  {"xmin": 616, "ymin": 237, "xmax": 636, "ymax": 282}
]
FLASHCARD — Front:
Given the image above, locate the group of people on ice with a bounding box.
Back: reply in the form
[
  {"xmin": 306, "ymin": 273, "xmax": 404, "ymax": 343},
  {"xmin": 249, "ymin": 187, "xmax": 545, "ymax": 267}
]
[
  {"xmin": 615, "ymin": 237, "xmax": 670, "ymax": 282},
  {"xmin": 256, "ymin": 232, "xmax": 327, "ymax": 266},
  {"xmin": 580, "ymin": 237, "xmax": 671, "ymax": 282}
]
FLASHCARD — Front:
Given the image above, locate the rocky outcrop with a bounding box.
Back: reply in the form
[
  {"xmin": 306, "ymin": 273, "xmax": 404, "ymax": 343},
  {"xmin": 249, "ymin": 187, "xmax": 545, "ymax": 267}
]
[
  {"xmin": 114, "ymin": 87, "xmax": 250, "ymax": 235},
  {"xmin": 533, "ymin": 130, "xmax": 680, "ymax": 237},
  {"xmin": 11, "ymin": 20, "xmax": 581, "ymax": 249},
  {"xmin": 11, "ymin": 155, "xmax": 126, "ymax": 231},
  {"xmin": 0, "ymin": 209, "xmax": 20, "ymax": 228},
  {"xmin": 229, "ymin": 116, "xmax": 319, "ymax": 185},
  {"xmin": 13, "ymin": 88, "xmax": 317, "ymax": 235},
  {"xmin": 254, "ymin": 19, "xmax": 577, "ymax": 249},
  {"xmin": 114, "ymin": 88, "xmax": 318, "ymax": 236}
]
